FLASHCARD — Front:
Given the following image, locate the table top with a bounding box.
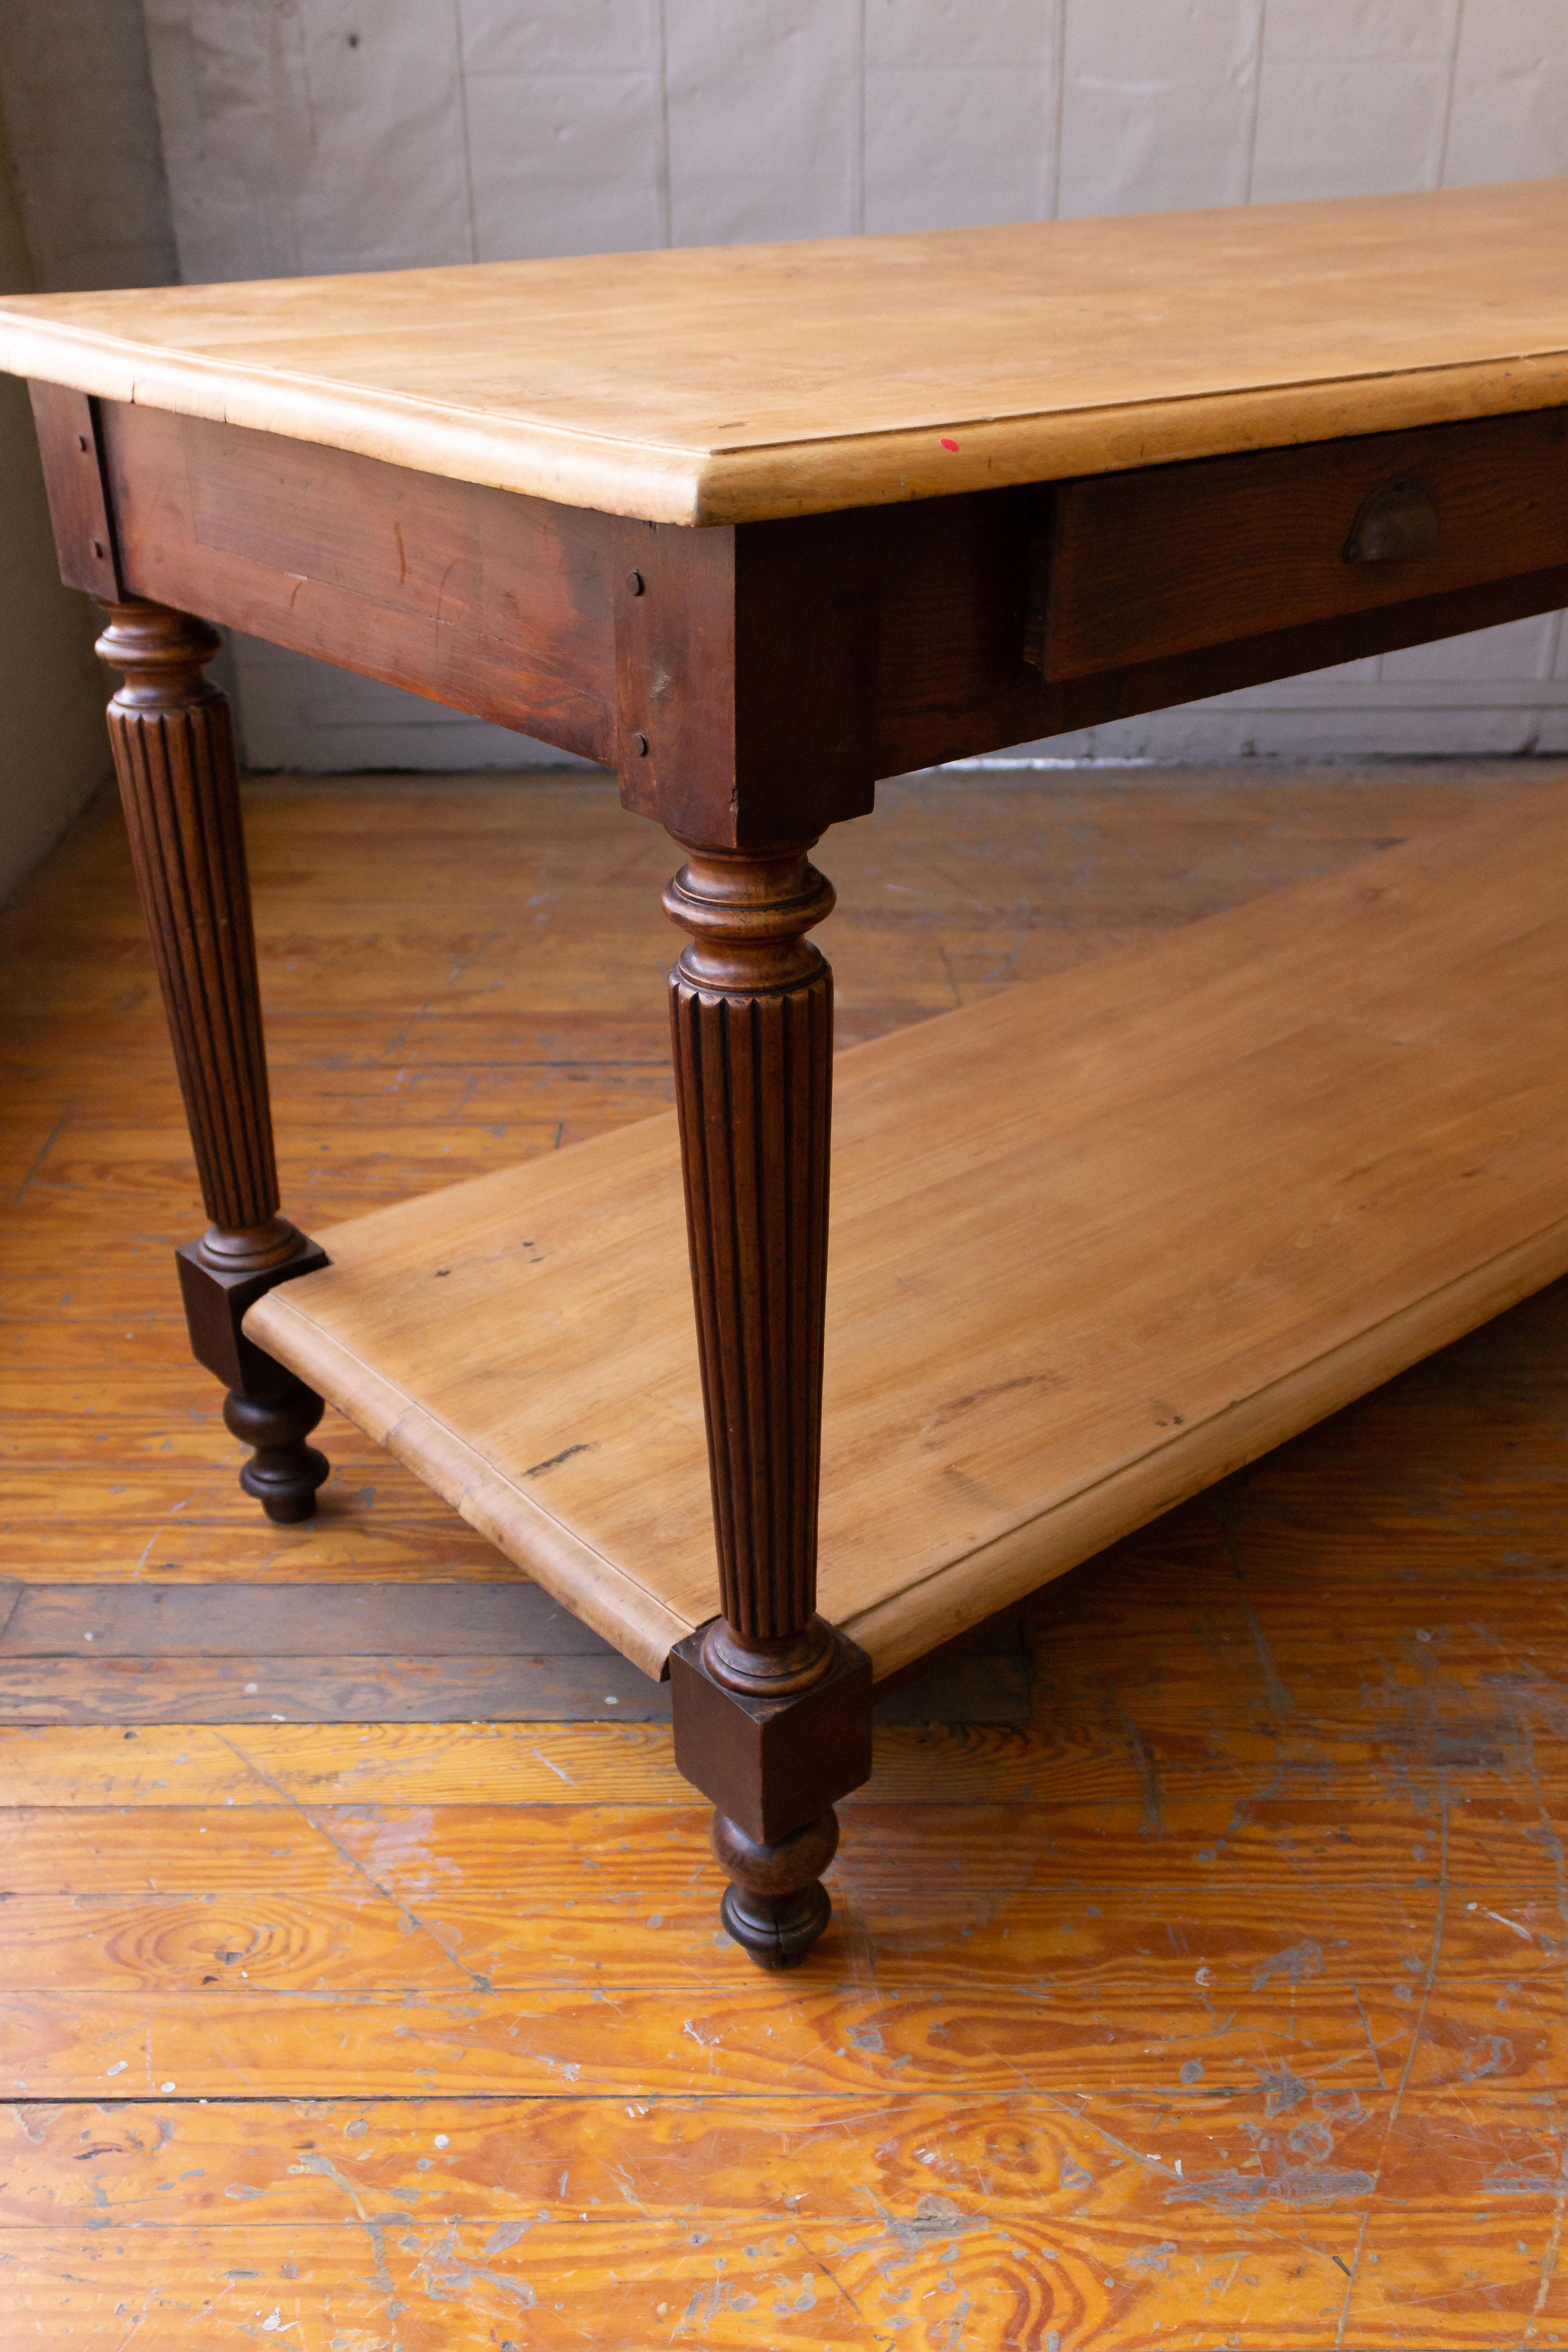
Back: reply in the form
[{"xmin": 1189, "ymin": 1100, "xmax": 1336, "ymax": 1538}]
[{"xmin": 4, "ymin": 180, "xmax": 1567, "ymax": 527}]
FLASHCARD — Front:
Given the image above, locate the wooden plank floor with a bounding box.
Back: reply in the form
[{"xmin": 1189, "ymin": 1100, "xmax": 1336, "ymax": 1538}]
[{"xmin": 7, "ymin": 760, "xmax": 1568, "ymax": 2347}]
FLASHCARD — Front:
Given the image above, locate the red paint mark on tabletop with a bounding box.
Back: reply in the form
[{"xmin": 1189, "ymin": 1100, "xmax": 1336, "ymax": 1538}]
[{"xmin": 940, "ymin": 437, "xmax": 959, "ymax": 451}]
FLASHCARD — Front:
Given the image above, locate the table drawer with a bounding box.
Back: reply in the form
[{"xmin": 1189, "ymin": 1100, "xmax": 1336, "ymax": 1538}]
[{"xmin": 1032, "ymin": 406, "xmax": 1568, "ymax": 681}]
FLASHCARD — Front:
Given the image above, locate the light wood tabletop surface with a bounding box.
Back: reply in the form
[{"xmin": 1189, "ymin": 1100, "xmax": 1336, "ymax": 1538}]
[{"xmin": 2, "ymin": 180, "xmax": 1566, "ymax": 522}]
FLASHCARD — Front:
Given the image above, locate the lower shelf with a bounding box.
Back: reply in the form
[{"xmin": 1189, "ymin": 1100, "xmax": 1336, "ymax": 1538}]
[{"xmin": 247, "ymin": 789, "xmax": 1568, "ymax": 1683}]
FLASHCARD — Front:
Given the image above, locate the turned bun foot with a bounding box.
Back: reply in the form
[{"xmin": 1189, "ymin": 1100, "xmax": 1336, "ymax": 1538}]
[
  {"xmin": 224, "ymin": 1388, "xmax": 330, "ymax": 1524},
  {"xmin": 712, "ymin": 1809, "xmax": 839, "ymax": 1969}
]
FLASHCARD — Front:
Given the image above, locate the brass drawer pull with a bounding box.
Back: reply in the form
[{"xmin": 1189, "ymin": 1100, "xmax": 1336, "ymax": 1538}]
[{"xmin": 1344, "ymin": 474, "xmax": 1441, "ymax": 563}]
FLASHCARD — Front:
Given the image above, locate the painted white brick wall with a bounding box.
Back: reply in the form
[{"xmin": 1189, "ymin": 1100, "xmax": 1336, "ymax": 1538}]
[{"xmin": 140, "ymin": 0, "xmax": 1568, "ymax": 770}]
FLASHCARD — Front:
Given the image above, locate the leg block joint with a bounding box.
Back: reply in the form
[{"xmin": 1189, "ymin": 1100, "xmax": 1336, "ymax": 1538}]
[
  {"xmin": 176, "ymin": 1235, "xmax": 329, "ymax": 1402},
  {"xmin": 670, "ymin": 1621, "xmax": 872, "ymax": 1845}
]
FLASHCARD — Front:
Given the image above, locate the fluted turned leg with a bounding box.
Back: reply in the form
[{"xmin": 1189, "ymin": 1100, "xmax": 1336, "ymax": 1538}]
[
  {"xmin": 663, "ymin": 841, "xmax": 872, "ymax": 1967},
  {"xmin": 97, "ymin": 600, "xmax": 329, "ymax": 1523}
]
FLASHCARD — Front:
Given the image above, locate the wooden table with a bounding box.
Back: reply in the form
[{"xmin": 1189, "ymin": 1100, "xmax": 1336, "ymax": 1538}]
[{"xmin": 7, "ymin": 179, "xmax": 1568, "ymax": 1968}]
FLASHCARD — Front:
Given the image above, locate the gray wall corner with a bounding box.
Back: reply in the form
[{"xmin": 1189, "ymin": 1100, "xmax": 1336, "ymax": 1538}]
[{"xmin": 0, "ymin": 0, "xmax": 179, "ymax": 906}]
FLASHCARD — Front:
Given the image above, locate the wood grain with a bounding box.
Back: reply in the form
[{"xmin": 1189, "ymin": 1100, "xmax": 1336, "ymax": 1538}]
[
  {"xmin": 0, "ymin": 1814, "xmax": 1531, "ymax": 1995},
  {"xmin": 0, "ymin": 765, "xmax": 1555, "ymax": 1602},
  {"xmin": 0, "ymin": 1584, "xmax": 1024, "ymax": 1726},
  {"xmin": 2, "ymin": 1779, "xmax": 1465, "ymax": 1895},
  {"xmin": 3, "ymin": 181, "xmax": 1568, "ymax": 522},
  {"xmin": 96, "ymin": 599, "xmax": 332, "ymax": 1520},
  {"xmin": 97, "ymin": 603, "xmax": 284, "ymax": 1250},
  {"xmin": 102, "ymin": 404, "xmax": 621, "ymax": 765},
  {"xmin": 252, "ymin": 788, "xmax": 1568, "ymax": 1679},
  {"xmin": 7, "ymin": 2089, "xmax": 1546, "ymax": 2230},
  {"xmin": 50, "ymin": 395, "xmax": 1568, "ymax": 835},
  {"xmin": 6, "ymin": 1949, "xmax": 1559, "ymax": 2108},
  {"xmin": 0, "ymin": 1652, "xmax": 671, "ymax": 1725},
  {"xmin": 666, "ymin": 846, "xmax": 836, "ymax": 1667},
  {"xmin": 25, "ymin": 382, "xmax": 122, "ymax": 597},
  {"xmin": 11, "ymin": 769, "xmax": 1568, "ymax": 2344},
  {"xmin": 0, "ymin": 1578, "xmax": 596, "ymax": 1655},
  {"xmin": 1041, "ymin": 406, "xmax": 1568, "ymax": 680},
  {"xmin": 0, "ymin": 1718, "xmax": 1082, "ymax": 1807},
  {"xmin": 0, "ymin": 2214, "xmax": 1396, "ymax": 2352}
]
